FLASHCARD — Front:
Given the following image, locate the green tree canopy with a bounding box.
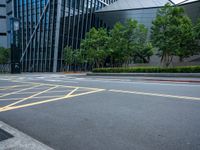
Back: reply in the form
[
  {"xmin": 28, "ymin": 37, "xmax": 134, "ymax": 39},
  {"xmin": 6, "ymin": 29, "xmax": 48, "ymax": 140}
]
[
  {"xmin": 110, "ymin": 19, "xmax": 154, "ymax": 66},
  {"xmin": 194, "ymin": 19, "xmax": 200, "ymax": 40},
  {"xmin": 151, "ymin": 3, "xmax": 196, "ymax": 66},
  {"xmin": 0, "ymin": 47, "xmax": 10, "ymax": 64},
  {"xmin": 64, "ymin": 46, "xmax": 73, "ymax": 65},
  {"xmin": 109, "ymin": 22, "xmax": 127, "ymax": 66},
  {"xmin": 63, "ymin": 46, "xmax": 73, "ymax": 71},
  {"xmin": 81, "ymin": 27, "xmax": 110, "ymax": 68},
  {"xmin": 194, "ymin": 19, "xmax": 200, "ymax": 52},
  {"xmin": 64, "ymin": 20, "xmax": 154, "ymax": 71}
]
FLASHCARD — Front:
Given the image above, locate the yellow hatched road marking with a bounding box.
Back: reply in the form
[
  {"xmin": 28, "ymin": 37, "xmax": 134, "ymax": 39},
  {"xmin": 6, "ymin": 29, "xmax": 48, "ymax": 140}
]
[
  {"xmin": 64, "ymin": 87, "xmax": 79, "ymax": 98},
  {"xmin": 0, "ymin": 95, "xmax": 67, "ymax": 101},
  {"xmin": 1, "ymin": 86, "xmax": 58, "ymax": 110},
  {"xmin": 0, "ymin": 85, "xmax": 29, "ymax": 91},
  {"xmin": 11, "ymin": 80, "xmax": 102, "ymax": 91},
  {"xmin": 0, "ymin": 79, "xmax": 105, "ymax": 112},
  {"xmin": 0, "ymin": 89, "xmax": 87, "ymax": 96},
  {"xmin": 0, "ymin": 89, "xmax": 105, "ymax": 112},
  {"xmin": 0, "ymin": 84, "xmax": 42, "ymax": 98}
]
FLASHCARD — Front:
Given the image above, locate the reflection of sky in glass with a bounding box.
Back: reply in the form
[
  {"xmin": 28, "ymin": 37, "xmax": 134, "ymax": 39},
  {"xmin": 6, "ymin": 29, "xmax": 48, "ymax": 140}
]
[{"xmin": 172, "ymin": 0, "xmax": 198, "ymax": 4}]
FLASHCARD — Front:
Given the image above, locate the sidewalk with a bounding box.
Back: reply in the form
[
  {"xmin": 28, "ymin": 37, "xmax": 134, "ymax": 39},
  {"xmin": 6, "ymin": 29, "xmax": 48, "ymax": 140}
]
[{"xmin": 0, "ymin": 121, "xmax": 53, "ymax": 150}]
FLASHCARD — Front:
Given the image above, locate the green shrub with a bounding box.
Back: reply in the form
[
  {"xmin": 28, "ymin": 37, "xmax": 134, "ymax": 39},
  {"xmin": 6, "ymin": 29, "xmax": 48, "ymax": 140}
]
[{"xmin": 92, "ymin": 66, "xmax": 200, "ymax": 73}]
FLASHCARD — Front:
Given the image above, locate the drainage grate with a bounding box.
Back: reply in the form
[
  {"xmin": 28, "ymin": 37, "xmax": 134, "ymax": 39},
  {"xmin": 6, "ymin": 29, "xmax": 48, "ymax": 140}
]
[{"xmin": 0, "ymin": 128, "xmax": 14, "ymax": 142}]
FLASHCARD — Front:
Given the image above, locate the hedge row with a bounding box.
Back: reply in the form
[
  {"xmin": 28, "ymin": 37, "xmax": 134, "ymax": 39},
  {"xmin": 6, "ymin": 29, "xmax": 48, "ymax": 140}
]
[{"xmin": 92, "ymin": 66, "xmax": 200, "ymax": 73}]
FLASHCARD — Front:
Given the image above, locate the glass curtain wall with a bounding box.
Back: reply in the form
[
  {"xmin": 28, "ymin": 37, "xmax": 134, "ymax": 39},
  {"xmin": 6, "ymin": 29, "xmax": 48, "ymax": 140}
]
[{"xmin": 14, "ymin": 0, "xmax": 114, "ymax": 72}]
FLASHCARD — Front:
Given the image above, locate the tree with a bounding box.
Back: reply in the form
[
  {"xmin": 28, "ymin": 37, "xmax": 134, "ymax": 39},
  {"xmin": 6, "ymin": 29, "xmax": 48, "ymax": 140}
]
[
  {"xmin": 194, "ymin": 19, "xmax": 200, "ymax": 51},
  {"xmin": 63, "ymin": 46, "xmax": 73, "ymax": 71},
  {"xmin": 132, "ymin": 43, "xmax": 154, "ymax": 63},
  {"xmin": 64, "ymin": 20, "xmax": 154, "ymax": 70},
  {"xmin": 109, "ymin": 22, "xmax": 126, "ymax": 66},
  {"xmin": 109, "ymin": 23, "xmax": 125, "ymax": 66},
  {"xmin": 194, "ymin": 19, "xmax": 200, "ymax": 40},
  {"xmin": 175, "ymin": 15, "xmax": 196, "ymax": 62},
  {"xmin": 0, "ymin": 47, "xmax": 10, "ymax": 64},
  {"xmin": 151, "ymin": 3, "xmax": 195, "ymax": 66},
  {"xmin": 109, "ymin": 19, "xmax": 154, "ymax": 66},
  {"xmin": 81, "ymin": 27, "xmax": 109, "ymax": 69},
  {"xmin": 73, "ymin": 49, "xmax": 85, "ymax": 71},
  {"xmin": 125, "ymin": 20, "xmax": 154, "ymax": 63}
]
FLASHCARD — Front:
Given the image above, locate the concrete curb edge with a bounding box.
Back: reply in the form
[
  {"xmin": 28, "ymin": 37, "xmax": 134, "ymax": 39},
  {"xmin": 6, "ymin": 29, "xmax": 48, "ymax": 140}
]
[{"xmin": 87, "ymin": 73, "xmax": 200, "ymax": 78}]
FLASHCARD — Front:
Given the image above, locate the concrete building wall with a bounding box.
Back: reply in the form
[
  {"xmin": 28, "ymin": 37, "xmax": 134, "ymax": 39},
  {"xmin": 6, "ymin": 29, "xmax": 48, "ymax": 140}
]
[
  {"xmin": 182, "ymin": 1, "xmax": 200, "ymax": 23},
  {"xmin": 96, "ymin": 7, "xmax": 158, "ymax": 33},
  {"xmin": 0, "ymin": 0, "xmax": 7, "ymax": 48}
]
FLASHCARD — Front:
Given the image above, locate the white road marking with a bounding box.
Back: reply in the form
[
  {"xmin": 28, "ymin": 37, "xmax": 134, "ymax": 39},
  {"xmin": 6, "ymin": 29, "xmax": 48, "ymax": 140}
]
[
  {"xmin": 67, "ymin": 77, "xmax": 200, "ymax": 87},
  {"xmin": 132, "ymin": 81, "xmax": 200, "ymax": 87},
  {"xmin": 109, "ymin": 89, "xmax": 200, "ymax": 101},
  {"xmin": 44, "ymin": 79, "xmax": 78, "ymax": 83}
]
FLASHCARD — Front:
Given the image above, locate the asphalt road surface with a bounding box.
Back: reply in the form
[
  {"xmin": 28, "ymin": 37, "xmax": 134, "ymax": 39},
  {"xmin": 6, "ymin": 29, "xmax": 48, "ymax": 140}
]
[{"xmin": 0, "ymin": 73, "xmax": 200, "ymax": 150}]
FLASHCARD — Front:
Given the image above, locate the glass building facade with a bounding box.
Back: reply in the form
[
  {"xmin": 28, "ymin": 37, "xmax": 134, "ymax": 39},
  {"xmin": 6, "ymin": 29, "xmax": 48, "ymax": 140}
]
[
  {"xmin": 13, "ymin": 0, "xmax": 117, "ymax": 72},
  {"xmin": 10, "ymin": 0, "xmax": 200, "ymax": 72}
]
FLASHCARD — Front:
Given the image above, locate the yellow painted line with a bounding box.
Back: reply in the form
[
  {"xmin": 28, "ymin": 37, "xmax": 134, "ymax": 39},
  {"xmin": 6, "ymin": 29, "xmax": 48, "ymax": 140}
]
[
  {"xmin": 29, "ymin": 95, "xmax": 65, "ymax": 99},
  {"xmin": 0, "ymin": 89, "xmax": 105, "ymax": 112},
  {"xmin": 63, "ymin": 87, "xmax": 79, "ymax": 98},
  {"xmin": 0, "ymin": 85, "xmax": 29, "ymax": 91},
  {"xmin": 0, "ymin": 95, "xmax": 66, "ymax": 101},
  {"xmin": 0, "ymin": 98, "xmax": 21, "ymax": 101},
  {"xmin": 0, "ymin": 86, "xmax": 58, "ymax": 110},
  {"xmin": 0, "ymin": 89, "xmax": 86, "ymax": 96},
  {"xmin": 0, "ymin": 85, "xmax": 42, "ymax": 98},
  {"xmin": 0, "ymin": 88, "xmax": 102, "ymax": 101},
  {"xmin": 11, "ymin": 80, "xmax": 104, "ymax": 91},
  {"xmin": 67, "ymin": 89, "xmax": 105, "ymax": 97},
  {"xmin": 109, "ymin": 89, "xmax": 200, "ymax": 101},
  {"xmin": 3, "ymin": 91, "xmax": 43, "ymax": 95},
  {"xmin": 4, "ymin": 90, "xmax": 76, "ymax": 95},
  {"xmin": 27, "ymin": 87, "xmax": 53, "ymax": 90}
]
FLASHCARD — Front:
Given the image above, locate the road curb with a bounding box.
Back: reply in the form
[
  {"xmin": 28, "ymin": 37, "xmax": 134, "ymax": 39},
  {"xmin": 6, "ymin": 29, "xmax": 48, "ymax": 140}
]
[
  {"xmin": 87, "ymin": 73, "xmax": 200, "ymax": 78},
  {"xmin": 0, "ymin": 121, "xmax": 54, "ymax": 150},
  {"xmin": 144, "ymin": 79, "xmax": 200, "ymax": 83}
]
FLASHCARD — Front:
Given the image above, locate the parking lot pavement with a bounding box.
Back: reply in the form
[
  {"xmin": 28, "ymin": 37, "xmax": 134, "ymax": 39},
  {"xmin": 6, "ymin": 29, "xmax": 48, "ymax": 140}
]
[{"xmin": 0, "ymin": 73, "xmax": 200, "ymax": 150}]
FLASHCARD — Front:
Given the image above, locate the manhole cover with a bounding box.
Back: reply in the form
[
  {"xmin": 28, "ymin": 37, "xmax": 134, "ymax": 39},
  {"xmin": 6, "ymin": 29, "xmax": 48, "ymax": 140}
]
[{"xmin": 0, "ymin": 128, "xmax": 14, "ymax": 141}]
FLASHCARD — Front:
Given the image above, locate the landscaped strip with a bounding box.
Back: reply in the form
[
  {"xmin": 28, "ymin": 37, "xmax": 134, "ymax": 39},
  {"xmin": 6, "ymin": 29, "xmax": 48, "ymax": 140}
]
[{"xmin": 93, "ymin": 66, "xmax": 200, "ymax": 73}]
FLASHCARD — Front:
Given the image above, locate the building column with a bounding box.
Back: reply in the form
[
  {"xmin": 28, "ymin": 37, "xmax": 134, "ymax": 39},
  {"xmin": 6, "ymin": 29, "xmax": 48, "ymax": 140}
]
[{"xmin": 53, "ymin": 0, "xmax": 62, "ymax": 72}]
